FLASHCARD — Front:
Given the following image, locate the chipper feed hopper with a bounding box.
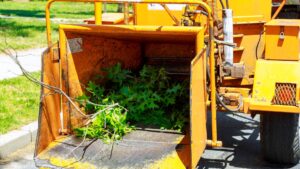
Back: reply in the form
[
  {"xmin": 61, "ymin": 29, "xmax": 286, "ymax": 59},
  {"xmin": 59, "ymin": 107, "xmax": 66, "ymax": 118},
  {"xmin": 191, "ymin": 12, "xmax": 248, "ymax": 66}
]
[{"xmin": 34, "ymin": 0, "xmax": 300, "ymax": 168}]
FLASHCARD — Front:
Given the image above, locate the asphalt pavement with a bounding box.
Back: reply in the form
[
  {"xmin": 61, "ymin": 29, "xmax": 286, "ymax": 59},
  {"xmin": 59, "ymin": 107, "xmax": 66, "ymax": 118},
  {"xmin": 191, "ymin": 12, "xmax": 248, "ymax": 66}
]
[
  {"xmin": 199, "ymin": 112, "xmax": 300, "ymax": 169},
  {"xmin": 1, "ymin": 112, "xmax": 300, "ymax": 169}
]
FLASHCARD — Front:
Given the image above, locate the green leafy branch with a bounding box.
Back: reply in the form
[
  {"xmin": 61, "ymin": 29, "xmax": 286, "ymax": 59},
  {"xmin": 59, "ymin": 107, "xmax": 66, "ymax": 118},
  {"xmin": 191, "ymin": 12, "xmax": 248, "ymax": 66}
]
[{"xmin": 74, "ymin": 63, "xmax": 189, "ymax": 143}]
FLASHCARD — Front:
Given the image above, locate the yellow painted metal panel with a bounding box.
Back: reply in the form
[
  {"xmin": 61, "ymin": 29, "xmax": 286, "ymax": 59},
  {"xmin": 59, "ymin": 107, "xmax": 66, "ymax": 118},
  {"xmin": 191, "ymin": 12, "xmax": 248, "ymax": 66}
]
[
  {"xmin": 190, "ymin": 31, "xmax": 207, "ymax": 169},
  {"xmin": 222, "ymin": 23, "xmax": 265, "ymax": 86},
  {"xmin": 250, "ymin": 60, "xmax": 300, "ymax": 113},
  {"xmin": 135, "ymin": 4, "xmax": 184, "ymax": 26},
  {"xmin": 35, "ymin": 44, "xmax": 62, "ymax": 154},
  {"xmin": 229, "ymin": 0, "xmax": 272, "ymax": 23},
  {"xmin": 250, "ymin": 104, "xmax": 300, "ymax": 113},
  {"xmin": 265, "ymin": 19, "xmax": 300, "ymax": 61},
  {"xmin": 232, "ymin": 24, "xmax": 264, "ymax": 74},
  {"xmin": 59, "ymin": 24, "xmax": 202, "ymax": 35}
]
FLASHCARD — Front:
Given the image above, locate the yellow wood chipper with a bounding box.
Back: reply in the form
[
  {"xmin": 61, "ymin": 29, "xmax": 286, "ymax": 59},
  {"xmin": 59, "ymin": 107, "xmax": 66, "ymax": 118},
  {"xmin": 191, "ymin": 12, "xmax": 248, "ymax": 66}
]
[{"xmin": 34, "ymin": 0, "xmax": 300, "ymax": 168}]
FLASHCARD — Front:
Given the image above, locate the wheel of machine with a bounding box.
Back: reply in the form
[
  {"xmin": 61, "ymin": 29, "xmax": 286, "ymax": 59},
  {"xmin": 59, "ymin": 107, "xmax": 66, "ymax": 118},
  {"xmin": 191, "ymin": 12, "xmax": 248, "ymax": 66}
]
[{"xmin": 260, "ymin": 112, "xmax": 300, "ymax": 164}]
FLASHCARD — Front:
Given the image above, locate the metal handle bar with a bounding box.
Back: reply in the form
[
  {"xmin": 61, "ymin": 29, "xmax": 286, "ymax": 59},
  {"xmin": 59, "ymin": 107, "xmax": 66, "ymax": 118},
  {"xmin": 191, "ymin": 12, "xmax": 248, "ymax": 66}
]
[{"xmin": 46, "ymin": 0, "xmax": 212, "ymax": 46}]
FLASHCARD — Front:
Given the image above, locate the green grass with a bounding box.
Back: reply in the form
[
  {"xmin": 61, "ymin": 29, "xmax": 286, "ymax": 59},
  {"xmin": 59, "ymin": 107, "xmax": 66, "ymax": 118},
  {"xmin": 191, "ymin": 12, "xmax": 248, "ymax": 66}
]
[
  {"xmin": 0, "ymin": 72, "xmax": 41, "ymax": 134},
  {"xmin": 0, "ymin": 18, "xmax": 59, "ymax": 50},
  {"xmin": 0, "ymin": 2, "xmax": 119, "ymax": 19},
  {"xmin": 0, "ymin": 2, "xmax": 118, "ymax": 51},
  {"xmin": 0, "ymin": 2, "xmax": 92, "ymax": 51},
  {"xmin": 0, "ymin": 2, "xmax": 94, "ymax": 19}
]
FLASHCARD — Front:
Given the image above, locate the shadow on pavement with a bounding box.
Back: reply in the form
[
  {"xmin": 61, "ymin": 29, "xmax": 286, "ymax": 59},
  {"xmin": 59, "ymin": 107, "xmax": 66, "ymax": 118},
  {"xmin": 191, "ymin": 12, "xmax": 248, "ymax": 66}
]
[{"xmin": 198, "ymin": 112, "xmax": 299, "ymax": 169}]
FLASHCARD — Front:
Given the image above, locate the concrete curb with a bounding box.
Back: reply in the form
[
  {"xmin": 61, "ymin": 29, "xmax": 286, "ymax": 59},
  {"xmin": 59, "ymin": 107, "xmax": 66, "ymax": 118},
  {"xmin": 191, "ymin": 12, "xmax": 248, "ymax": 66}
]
[{"xmin": 0, "ymin": 121, "xmax": 37, "ymax": 159}]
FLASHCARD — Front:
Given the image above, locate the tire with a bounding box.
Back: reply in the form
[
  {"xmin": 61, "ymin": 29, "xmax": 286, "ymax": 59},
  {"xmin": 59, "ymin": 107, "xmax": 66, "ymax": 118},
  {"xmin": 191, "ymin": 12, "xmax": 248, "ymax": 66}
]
[{"xmin": 260, "ymin": 113, "xmax": 300, "ymax": 164}]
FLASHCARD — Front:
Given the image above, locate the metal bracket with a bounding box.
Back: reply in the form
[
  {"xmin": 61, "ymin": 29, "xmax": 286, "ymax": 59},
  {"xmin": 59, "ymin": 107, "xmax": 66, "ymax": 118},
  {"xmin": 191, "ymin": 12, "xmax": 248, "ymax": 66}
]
[
  {"xmin": 51, "ymin": 46, "xmax": 60, "ymax": 62},
  {"xmin": 231, "ymin": 63, "xmax": 245, "ymax": 78},
  {"xmin": 279, "ymin": 26, "xmax": 285, "ymax": 40},
  {"xmin": 68, "ymin": 38, "xmax": 83, "ymax": 54}
]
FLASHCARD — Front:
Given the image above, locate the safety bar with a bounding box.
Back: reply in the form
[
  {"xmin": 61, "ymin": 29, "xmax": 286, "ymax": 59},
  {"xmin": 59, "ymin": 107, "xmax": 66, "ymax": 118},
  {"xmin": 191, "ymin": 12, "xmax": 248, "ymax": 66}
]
[
  {"xmin": 45, "ymin": 0, "xmax": 221, "ymax": 147},
  {"xmin": 45, "ymin": 0, "xmax": 213, "ymax": 46},
  {"xmin": 272, "ymin": 0, "xmax": 286, "ymax": 19}
]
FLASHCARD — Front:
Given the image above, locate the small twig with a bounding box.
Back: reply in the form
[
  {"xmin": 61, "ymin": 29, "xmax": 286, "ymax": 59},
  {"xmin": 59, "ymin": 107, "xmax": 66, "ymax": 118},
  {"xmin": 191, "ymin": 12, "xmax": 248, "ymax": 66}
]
[
  {"xmin": 66, "ymin": 128, "xmax": 87, "ymax": 159},
  {"xmin": 90, "ymin": 103, "xmax": 119, "ymax": 119},
  {"xmin": 82, "ymin": 102, "xmax": 127, "ymax": 126},
  {"xmin": 109, "ymin": 130, "xmax": 116, "ymax": 159},
  {"xmin": 0, "ymin": 43, "xmax": 88, "ymax": 118}
]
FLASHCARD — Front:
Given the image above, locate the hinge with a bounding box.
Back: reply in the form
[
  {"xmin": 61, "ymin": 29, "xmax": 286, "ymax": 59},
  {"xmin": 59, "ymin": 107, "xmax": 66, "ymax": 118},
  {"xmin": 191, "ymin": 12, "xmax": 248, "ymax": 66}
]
[{"xmin": 51, "ymin": 46, "xmax": 60, "ymax": 62}]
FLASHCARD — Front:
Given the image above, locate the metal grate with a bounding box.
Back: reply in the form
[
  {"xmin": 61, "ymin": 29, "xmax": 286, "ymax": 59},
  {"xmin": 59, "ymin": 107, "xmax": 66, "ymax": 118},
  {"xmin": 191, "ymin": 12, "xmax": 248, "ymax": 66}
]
[{"xmin": 272, "ymin": 83, "xmax": 297, "ymax": 106}]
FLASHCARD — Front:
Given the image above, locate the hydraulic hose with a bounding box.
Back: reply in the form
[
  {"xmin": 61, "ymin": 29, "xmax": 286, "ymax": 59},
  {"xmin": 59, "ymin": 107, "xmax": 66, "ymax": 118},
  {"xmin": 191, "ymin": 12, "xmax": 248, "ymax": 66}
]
[
  {"xmin": 219, "ymin": 0, "xmax": 225, "ymax": 9},
  {"xmin": 205, "ymin": 44, "xmax": 243, "ymax": 112},
  {"xmin": 216, "ymin": 93, "xmax": 243, "ymax": 112},
  {"xmin": 225, "ymin": 0, "xmax": 229, "ymax": 9}
]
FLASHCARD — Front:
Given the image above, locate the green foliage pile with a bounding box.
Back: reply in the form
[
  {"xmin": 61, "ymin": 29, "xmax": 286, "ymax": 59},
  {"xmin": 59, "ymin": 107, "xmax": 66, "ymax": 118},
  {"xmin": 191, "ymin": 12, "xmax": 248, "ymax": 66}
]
[
  {"xmin": 74, "ymin": 105, "xmax": 133, "ymax": 144},
  {"xmin": 75, "ymin": 64, "xmax": 189, "ymax": 143}
]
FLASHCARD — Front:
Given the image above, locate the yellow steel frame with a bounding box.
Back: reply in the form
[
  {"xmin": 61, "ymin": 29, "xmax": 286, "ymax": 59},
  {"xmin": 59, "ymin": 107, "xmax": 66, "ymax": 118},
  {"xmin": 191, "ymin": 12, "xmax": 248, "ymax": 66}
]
[
  {"xmin": 250, "ymin": 60, "xmax": 300, "ymax": 113},
  {"xmin": 44, "ymin": 0, "xmax": 292, "ymax": 149},
  {"xmin": 44, "ymin": 0, "xmax": 221, "ymax": 155},
  {"xmin": 57, "ymin": 24, "xmax": 206, "ymax": 169},
  {"xmin": 94, "ymin": 2, "xmax": 102, "ymax": 24}
]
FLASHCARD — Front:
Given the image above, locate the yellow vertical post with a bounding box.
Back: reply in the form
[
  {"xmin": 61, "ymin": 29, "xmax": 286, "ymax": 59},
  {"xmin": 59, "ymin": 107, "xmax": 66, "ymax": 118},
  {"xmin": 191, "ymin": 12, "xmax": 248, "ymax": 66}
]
[
  {"xmin": 58, "ymin": 28, "xmax": 65, "ymax": 133},
  {"xmin": 210, "ymin": 43, "xmax": 218, "ymax": 145},
  {"xmin": 94, "ymin": 2, "xmax": 102, "ymax": 25},
  {"xmin": 210, "ymin": 0, "xmax": 217, "ymax": 146},
  {"xmin": 133, "ymin": 3, "xmax": 137, "ymax": 25},
  {"xmin": 124, "ymin": 2, "xmax": 129, "ymax": 25},
  {"xmin": 206, "ymin": 34, "xmax": 222, "ymax": 147},
  {"xmin": 206, "ymin": 0, "xmax": 222, "ymax": 148},
  {"xmin": 46, "ymin": 1, "xmax": 53, "ymax": 47}
]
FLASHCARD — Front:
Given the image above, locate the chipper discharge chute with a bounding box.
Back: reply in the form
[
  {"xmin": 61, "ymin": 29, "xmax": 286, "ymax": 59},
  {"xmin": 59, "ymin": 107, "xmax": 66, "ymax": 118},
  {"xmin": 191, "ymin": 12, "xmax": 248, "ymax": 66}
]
[{"xmin": 34, "ymin": 1, "xmax": 213, "ymax": 168}]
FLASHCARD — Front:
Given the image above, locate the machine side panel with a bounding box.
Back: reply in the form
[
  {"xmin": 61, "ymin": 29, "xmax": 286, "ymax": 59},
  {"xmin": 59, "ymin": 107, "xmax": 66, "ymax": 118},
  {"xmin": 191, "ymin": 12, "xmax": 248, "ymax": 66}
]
[
  {"xmin": 35, "ymin": 44, "xmax": 61, "ymax": 155},
  {"xmin": 250, "ymin": 60, "xmax": 300, "ymax": 113},
  {"xmin": 135, "ymin": 4, "xmax": 184, "ymax": 26},
  {"xmin": 190, "ymin": 32, "xmax": 207, "ymax": 169}
]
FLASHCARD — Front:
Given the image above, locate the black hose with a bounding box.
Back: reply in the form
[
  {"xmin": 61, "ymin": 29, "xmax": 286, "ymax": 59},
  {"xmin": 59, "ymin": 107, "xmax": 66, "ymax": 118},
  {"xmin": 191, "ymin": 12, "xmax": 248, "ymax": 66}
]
[
  {"xmin": 219, "ymin": 0, "xmax": 225, "ymax": 9},
  {"xmin": 226, "ymin": 0, "xmax": 229, "ymax": 9},
  {"xmin": 255, "ymin": 30, "xmax": 265, "ymax": 60},
  {"xmin": 216, "ymin": 93, "xmax": 243, "ymax": 112}
]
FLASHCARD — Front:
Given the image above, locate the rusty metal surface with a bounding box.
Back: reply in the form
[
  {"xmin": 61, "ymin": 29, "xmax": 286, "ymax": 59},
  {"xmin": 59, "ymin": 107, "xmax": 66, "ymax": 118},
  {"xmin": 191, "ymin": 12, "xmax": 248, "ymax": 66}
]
[
  {"xmin": 35, "ymin": 130, "xmax": 187, "ymax": 169},
  {"xmin": 35, "ymin": 45, "xmax": 61, "ymax": 155},
  {"xmin": 146, "ymin": 57, "xmax": 193, "ymax": 75}
]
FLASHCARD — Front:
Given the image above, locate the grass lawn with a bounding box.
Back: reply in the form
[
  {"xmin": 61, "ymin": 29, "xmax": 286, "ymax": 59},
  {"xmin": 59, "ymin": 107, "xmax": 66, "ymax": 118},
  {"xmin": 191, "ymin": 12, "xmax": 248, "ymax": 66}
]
[
  {"xmin": 0, "ymin": 2, "xmax": 118, "ymax": 51},
  {"xmin": 0, "ymin": 72, "xmax": 41, "ymax": 134},
  {"xmin": 0, "ymin": 2, "xmax": 119, "ymax": 19},
  {"xmin": 0, "ymin": 18, "xmax": 59, "ymax": 50},
  {"xmin": 0, "ymin": 1, "xmax": 94, "ymax": 19}
]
